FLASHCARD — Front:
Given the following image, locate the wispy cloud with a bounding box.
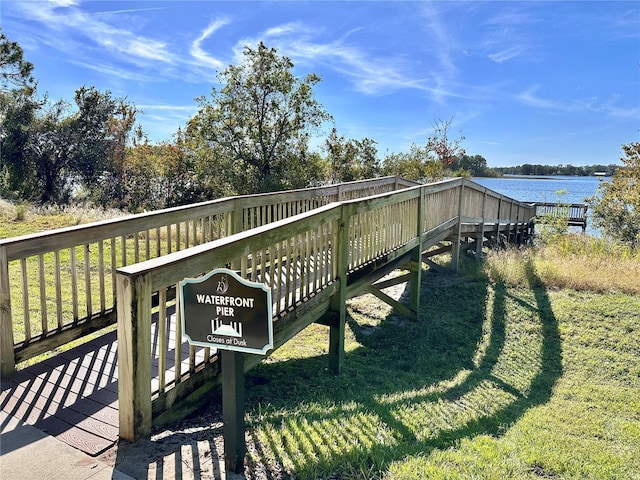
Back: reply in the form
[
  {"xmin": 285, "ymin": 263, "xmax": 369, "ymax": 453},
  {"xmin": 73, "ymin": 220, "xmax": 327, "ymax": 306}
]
[
  {"xmin": 235, "ymin": 20, "xmax": 456, "ymax": 100},
  {"xmin": 518, "ymin": 85, "xmax": 639, "ymax": 119},
  {"xmin": 190, "ymin": 18, "xmax": 230, "ymax": 70},
  {"xmin": 481, "ymin": 6, "xmax": 541, "ymax": 64},
  {"xmin": 488, "ymin": 46, "xmax": 522, "ymax": 64},
  {"xmin": 518, "ymin": 85, "xmax": 589, "ymax": 112},
  {"xmin": 68, "ymin": 59, "xmax": 160, "ymax": 82},
  {"xmin": 600, "ymin": 95, "xmax": 640, "ymax": 119},
  {"xmin": 137, "ymin": 104, "xmax": 198, "ymax": 121},
  {"xmin": 48, "ymin": 0, "xmax": 77, "ymax": 7},
  {"xmin": 17, "ymin": 1, "xmax": 176, "ymax": 65},
  {"xmin": 12, "ymin": 1, "xmax": 224, "ymax": 82}
]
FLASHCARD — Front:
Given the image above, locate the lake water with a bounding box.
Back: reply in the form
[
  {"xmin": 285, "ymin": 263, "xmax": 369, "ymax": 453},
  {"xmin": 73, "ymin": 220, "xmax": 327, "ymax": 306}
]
[
  {"xmin": 471, "ymin": 175, "xmax": 605, "ymax": 205},
  {"xmin": 471, "ymin": 175, "xmax": 607, "ymax": 236}
]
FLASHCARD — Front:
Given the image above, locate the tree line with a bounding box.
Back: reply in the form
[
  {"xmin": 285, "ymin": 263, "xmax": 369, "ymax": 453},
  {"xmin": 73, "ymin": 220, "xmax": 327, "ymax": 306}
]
[
  {"xmin": 494, "ymin": 164, "xmax": 619, "ymax": 177},
  {"xmin": 1, "ymin": 34, "xmax": 468, "ymax": 211},
  {"xmin": 1, "ymin": 32, "xmax": 638, "ymax": 246}
]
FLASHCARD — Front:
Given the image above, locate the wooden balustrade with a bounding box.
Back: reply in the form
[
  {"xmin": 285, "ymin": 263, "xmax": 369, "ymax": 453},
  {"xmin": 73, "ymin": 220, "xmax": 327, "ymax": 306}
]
[
  {"xmin": 115, "ymin": 178, "xmax": 535, "ymax": 440},
  {"xmin": 532, "ymin": 202, "xmax": 588, "ymax": 231},
  {"xmin": 1, "ymin": 176, "xmax": 412, "ymax": 376}
]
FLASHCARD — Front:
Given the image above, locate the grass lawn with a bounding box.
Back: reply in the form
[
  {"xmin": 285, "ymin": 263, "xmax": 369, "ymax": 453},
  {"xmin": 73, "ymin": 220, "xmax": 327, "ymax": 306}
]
[{"xmin": 240, "ymin": 253, "xmax": 640, "ymax": 479}]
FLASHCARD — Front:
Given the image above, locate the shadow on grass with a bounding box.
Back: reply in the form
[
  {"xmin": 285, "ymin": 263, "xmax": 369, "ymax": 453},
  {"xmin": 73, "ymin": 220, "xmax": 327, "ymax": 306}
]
[{"xmin": 242, "ymin": 257, "xmax": 563, "ymax": 478}]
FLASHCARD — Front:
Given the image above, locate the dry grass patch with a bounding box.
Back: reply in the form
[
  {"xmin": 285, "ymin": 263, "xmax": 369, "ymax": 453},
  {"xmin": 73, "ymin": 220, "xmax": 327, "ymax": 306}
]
[{"xmin": 484, "ymin": 234, "xmax": 640, "ymax": 295}]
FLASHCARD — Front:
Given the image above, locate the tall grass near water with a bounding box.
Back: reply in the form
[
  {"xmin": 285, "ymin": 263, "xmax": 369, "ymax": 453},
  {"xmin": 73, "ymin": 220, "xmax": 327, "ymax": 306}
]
[{"xmin": 484, "ymin": 234, "xmax": 640, "ymax": 295}]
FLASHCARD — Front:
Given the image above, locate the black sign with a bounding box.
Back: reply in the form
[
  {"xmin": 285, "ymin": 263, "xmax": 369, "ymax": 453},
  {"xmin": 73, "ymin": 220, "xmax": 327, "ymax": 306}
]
[{"xmin": 179, "ymin": 268, "xmax": 273, "ymax": 355}]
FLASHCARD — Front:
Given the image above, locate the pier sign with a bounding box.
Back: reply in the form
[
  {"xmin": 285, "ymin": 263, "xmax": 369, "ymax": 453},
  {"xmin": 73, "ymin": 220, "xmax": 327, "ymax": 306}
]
[{"xmin": 179, "ymin": 268, "xmax": 273, "ymax": 355}]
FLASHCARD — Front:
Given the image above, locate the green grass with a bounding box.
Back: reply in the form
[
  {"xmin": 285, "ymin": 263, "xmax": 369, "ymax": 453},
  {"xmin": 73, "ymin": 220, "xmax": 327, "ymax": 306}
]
[
  {"xmin": 240, "ymin": 250, "xmax": 640, "ymax": 479},
  {"xmin": 1, "ymin": 201, "xmax": 182, "ymax": 349}
]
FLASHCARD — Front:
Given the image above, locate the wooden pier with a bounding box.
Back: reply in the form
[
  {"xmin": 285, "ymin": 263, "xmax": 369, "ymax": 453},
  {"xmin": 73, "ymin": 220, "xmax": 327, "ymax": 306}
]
[
  {"xmin": 1, "ymin": 177, "xmax": 535, "ymax": 455},
  {"xmin": 532, "ymin": 202, "xmax": 588, "ymax": 231}
]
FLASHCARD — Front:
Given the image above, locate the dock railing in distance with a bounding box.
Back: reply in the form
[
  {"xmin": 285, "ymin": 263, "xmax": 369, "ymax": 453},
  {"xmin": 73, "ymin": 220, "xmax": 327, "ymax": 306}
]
[
  {"xmin": 115, "ymin": 178, "xmax": 535, "ymax": 440},
  {"xmin": 532, "ymin": 202, "xmax": 588, "ymax": 231},
  {"xmin": 0, "ymin": 176, "xmax": 415, "ymax": 376}
]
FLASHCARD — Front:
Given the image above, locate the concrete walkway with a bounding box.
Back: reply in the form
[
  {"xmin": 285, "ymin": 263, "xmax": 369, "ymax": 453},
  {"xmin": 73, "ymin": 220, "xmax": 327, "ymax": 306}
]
[{"xmin": 0, "ymin": 411, "xmax": 134, "ymax": 480}]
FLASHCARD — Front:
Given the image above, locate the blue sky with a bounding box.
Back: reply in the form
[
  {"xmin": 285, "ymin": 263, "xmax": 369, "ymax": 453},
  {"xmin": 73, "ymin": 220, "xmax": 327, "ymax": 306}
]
[{"xmin": 3, "ymin": 0, "xmax": 639, "ymax": 167}]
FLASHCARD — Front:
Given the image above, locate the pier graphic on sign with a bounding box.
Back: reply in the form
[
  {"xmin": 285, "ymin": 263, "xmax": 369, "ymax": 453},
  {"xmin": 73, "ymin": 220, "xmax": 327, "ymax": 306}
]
[{"xmin": 211, "ymin": 317, "xmax": 243, "ymax": 337}]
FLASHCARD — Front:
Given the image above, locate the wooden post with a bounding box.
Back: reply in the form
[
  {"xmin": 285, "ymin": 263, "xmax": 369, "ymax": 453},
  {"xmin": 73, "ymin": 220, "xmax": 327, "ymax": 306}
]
[
  {"xmin": 409, "ymin": 188, "xmax": 424, "ymax": 316},
  {"xmin": 116, "ymin": 271, "xmax": 152, "ymax": 441},
  {"xmin": 506, "ymin": 202, "xmax": 514, "ymax": 244},
  {"xmin": 476, "ymin": 191, "xmax": 487, "ymax": 259},
  {"xmin": 495, "ymin": 197, "xmax": 503, "ymax": 248},
  {"xmin": 451, "ymin": 182, "xmax": 464, "ymax": 273},
  {"xmin": 0, "ymin": 246, "xmax": 15, "ymax": 377},
  {"xmin": 222, "ymin": 350, "xmax": 245, "ymax": 474},
  {"xmin": 329, "ymin": 206, "xmax": 349, "ymax": 374}
]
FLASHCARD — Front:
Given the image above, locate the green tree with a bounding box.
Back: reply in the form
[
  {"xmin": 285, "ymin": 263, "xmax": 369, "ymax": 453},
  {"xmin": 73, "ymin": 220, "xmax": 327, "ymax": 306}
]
[
  {"xmin": 452, "ymin": 154, "xmax": 490, "ymax": 177},
  {"xmin": 113, "ymin": 131, "xmax": 195, "ymax": 212},
  {"xmin": 187, "ymin": 42, "xmax": 331, "ymax": 194},
  {"xmin": 588, "ymin": 142, "xmax": 640, "ymax": 247},
  {"xmin": 382, "ymin": 117, "xmax": 465, "ymax": 183},
  {"xmin": 24, "ymin": 99, "xmax": 75, "ymax": 203},
  {"xmin": 4, "ymin": 86, "xmax": 136, "ymax": 203},
  {"xmin": 0, "ymin": 32, "xmax": 40, "ymax": 199},
  {"xmin": 74, "ymin": 86, "xmax": 137, "ymax": 191},
  {"xmin": 426, "ymin": 117, "xmax": 465, "ymax": 168},
  {"xmin": 382, "ymin": 144, "xmax": 439, "ymax": 182},
  {"xmin": 324, "ymin": 128, "xmax": 380, "ymax": 183},
  {"xmin": 0, "ymin": 31, "xmax": 35, "ymax": 93}
]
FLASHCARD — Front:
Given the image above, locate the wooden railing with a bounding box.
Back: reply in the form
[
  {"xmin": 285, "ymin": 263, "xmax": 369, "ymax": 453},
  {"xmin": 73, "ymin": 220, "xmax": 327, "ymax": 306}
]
[
  {"xmin": 115, "ymin": 178, "xmax": 535, "ymax": 440},
  {"xmin": 0, "ymin": 176, "xmax": 416, "ymax": 375},
  {"xmin": 532, "ymin": 202, "xmax": 588, "ymax": 230}
]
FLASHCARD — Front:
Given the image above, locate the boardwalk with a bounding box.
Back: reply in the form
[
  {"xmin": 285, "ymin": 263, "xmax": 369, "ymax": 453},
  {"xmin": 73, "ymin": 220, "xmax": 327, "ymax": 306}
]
[
  {"xmin": 0, "ymin": 309, "xmax": 194, "ymax": 456},
  {"xmin": 1, "ymin": 329, "xmax": 120, "ymax": 455},
  {"xmin": 1, "ymin": 177, "xmax": 535, "ymax": 456}
]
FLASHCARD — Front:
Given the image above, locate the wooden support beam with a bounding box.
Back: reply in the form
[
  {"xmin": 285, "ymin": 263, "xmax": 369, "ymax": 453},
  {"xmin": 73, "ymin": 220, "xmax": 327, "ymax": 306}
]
[
  {"xmin": 366, "ymin": 285, "xmax": 416, "ymax": 320},
  {"xmin": 329, "ymin": 205, "xmax": 349, "ymax": 374},
  {"xmin": 372, "ymin": 272, "xmax": 412, "ymax": 290},
  {"xmin": 117, "ymin": 272, "xmax": 152, "ymax": 441},
  {"xmin": 222, "ymin": 350, "xmax": 245, "ymax": 474},
  {"xmin": 409, "ymin": 187, "xmax": 424, "ymax": 316}
]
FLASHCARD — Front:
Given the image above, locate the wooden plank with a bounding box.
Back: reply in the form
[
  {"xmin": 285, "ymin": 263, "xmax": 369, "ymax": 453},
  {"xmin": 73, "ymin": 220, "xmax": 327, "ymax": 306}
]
[
  {"xmin": 20, "ymin": 257, "xmax": 30, "ymax": 341},
  {"xmin": 38, "ymin": 254, "xmax": 47, "ymax": 335},
  {"xmin": 0, "ymin": 246, "xmax": 15, "ymax": 376}
]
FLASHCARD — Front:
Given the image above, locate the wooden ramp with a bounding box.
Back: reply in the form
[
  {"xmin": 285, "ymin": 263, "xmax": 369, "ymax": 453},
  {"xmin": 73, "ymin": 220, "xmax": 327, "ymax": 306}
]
[
  {"xmin": 0, "ymin": 309, "xmax": 197, "ymax": 456},
  {"xmin": 1, "ymin": 177, "xmax": 535, "ymax": 452},
  {"xmin": 1, "ymin": 330, "xmax": 119, "ymax": 455}
]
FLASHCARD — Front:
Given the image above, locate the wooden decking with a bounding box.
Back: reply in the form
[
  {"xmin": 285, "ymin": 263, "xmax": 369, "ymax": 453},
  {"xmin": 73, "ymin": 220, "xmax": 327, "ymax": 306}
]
[
  {"xmin": 1, "ymin": 308, "xmax": 206, "ymax": 456},
  {"xmin": 1, "ymin": 330, "xmax": 120, "ymax": 456},
  {"xmin": 532, "ymin": 202, "xmax": 588, "ymax": 231}
]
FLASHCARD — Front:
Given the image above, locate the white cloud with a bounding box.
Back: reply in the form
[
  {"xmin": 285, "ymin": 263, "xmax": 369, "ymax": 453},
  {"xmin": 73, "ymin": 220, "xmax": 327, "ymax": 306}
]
[
  {"xmin": 47, "ymin": 0, "xmax": 77, "ymax": 7},
  {"xmin": 488, "ymin": 46, "xmax": 522, "ymax": 64},
  {"xmin": 517, "ymin": 85, "xmax": 639, "ymax": 119},
  {"xmin": 518, "ymin": 85, "xmax": 577, "ymax": 112},
  {"xmin": 190, "ymin": 19, "xmax": 230, "ymax": 70},
  {"xmin": 233, "ymin": 21, "xmax": 457, "ymax": 100},
  {"xmin": 600, "ymin": 95, "xmax": 640, "ymax": 119}
]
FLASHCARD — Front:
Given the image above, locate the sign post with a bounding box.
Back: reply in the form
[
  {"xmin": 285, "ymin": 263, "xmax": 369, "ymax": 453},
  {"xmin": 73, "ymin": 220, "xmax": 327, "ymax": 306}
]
[{"xmin": 179, "ymin": 268, "xmax": 273, "ymax": 474}]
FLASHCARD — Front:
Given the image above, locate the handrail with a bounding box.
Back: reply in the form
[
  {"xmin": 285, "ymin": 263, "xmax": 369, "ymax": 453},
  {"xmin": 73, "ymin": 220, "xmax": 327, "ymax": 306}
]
[
  {"xmin": 531, "ymin": 202, "xmax": 588, "ymax": 230},
  {"xmin": 115, "ymin": 178, "xmax": 535, "ymax": 439},
  {"xmin": 0, "ymin": 176, "xmax": 413, "ymax": 375}
]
